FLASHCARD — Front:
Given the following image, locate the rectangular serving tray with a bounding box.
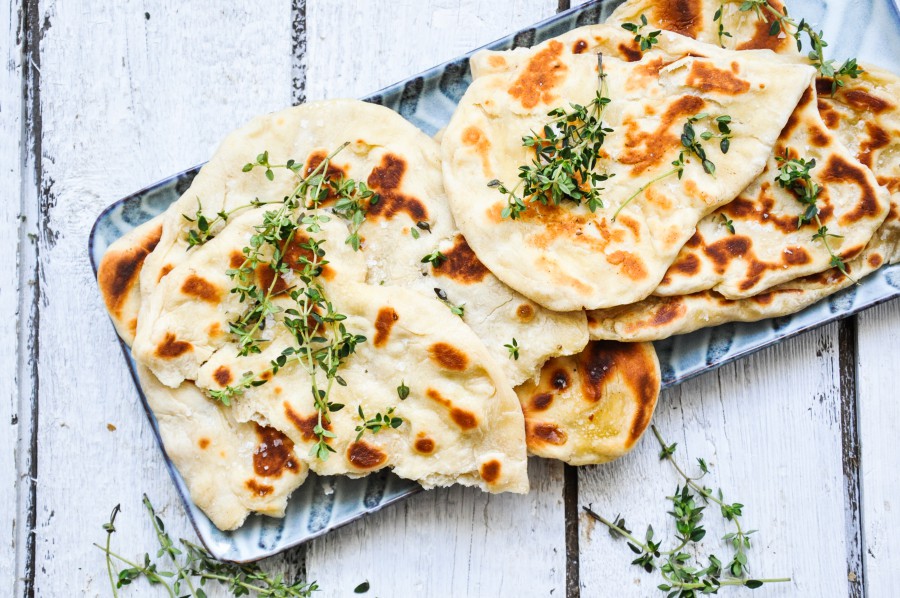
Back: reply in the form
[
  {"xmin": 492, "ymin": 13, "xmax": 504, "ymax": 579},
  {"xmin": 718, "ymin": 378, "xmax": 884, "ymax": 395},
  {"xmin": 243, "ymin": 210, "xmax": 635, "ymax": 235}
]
[{"xmin": 89, "ymin": 0, "xmax": 900, "ymax": 562}]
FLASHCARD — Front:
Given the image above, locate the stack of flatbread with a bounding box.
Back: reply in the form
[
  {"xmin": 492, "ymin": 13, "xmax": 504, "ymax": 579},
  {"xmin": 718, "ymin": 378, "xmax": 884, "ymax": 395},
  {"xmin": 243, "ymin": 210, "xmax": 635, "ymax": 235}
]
[{"xmin": 97, "ymin": 0, "xmax": 899, "ymax": 530}]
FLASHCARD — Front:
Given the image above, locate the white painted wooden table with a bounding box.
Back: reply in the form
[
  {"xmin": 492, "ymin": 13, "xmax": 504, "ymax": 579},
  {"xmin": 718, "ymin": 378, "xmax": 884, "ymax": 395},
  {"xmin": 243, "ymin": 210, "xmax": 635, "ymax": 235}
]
[{"xmin": 4, "ymin": 1, "xmax": 899, "ymax": 596}]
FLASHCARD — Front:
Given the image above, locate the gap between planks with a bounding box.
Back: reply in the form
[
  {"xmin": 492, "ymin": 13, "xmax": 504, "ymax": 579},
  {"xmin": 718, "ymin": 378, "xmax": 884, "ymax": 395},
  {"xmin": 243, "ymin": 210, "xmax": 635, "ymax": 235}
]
[
  {"xmin": 15, "ymin": 0, "xmax": 44, "ymax": 596},
  {"xmin": 292, "ymin": 0, "xmax": 307, "ymax": 105},
  {"xmin": 839, "ymin": 317, "xmax": 865, "ymax": 598}
]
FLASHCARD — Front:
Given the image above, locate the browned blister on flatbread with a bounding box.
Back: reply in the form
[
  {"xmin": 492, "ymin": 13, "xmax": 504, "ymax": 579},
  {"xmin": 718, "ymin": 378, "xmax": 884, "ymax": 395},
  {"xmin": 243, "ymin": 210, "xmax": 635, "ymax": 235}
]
[
  {"xmin": 516, "ymin": 341, "xmax": 660, "ymax": 465},
  {"xmin": 445, "ymin": 24, "xmax": 815, "ymax": 311}
]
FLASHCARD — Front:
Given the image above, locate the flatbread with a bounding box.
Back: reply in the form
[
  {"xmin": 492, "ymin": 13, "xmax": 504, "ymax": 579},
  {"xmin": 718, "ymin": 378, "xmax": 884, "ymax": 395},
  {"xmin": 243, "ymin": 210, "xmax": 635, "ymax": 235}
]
[
  {"xmin": 654, "ymin": 82, "xmax": 890, "ymax": 299},
  {"xmin": 516, "ymin": 341, "xmax": 660, "ymax": 465},
  {"xmin": 588, "ymin": 68, "xmax": 900, "ymax": 342},
  {"xmin": 606, "ymin": 0, "xmax": 800, "ymax": 55},
  {"xmin": 137, "ymin": 365, "xmax": 309, "ymax": 531},
  {"xmin": 444, "ymin": 25, "xmax": 816, "ymax": 311},
  {"xmin": 132, "ymin": 204, "xmax": 529, "ymax": 494},
  {"xmin": 197, "ymin": 281, "xmax": 529, "ymax": 491},
  {"xmin": 139, "ymin": 99, "xmax": 587, "ymax": 387},
  {"xmin": 97, "ymin": 215, "xmax": 164, "ymax": 345}
]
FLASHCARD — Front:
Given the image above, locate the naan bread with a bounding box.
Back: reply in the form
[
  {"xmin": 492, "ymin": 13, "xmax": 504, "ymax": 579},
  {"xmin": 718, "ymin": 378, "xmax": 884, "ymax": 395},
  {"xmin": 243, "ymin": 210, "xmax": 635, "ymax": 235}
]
[
  {"xmin": 137, "ymin": 365, "xmax": 309, "ymax": 531},
  {"xmin": 472, "ymin": 17, "xmax": 891, "ymax": 301},
  {"xmin": 655, "ymin": 82, "xmax": 890, "ymax": 298},
  {"xmin": 516, "ymin": 341, "xmax": 660, "ymax": 465},
  {"xmin": 606, "ymin": 0, "xmax": 800, "ymax": 55},
  {"xmin": 139, "ymin": 99, "xmax": 587, "ymax": 386},
  {"xmin": 97, "ymin": 215, "xmax": 164, "ymax": 345},
  {"xmin": 588, "ymin": 68, "xmax": 900, "ymax": 342},
  {"xmin": 99, "ymin": 219, "xmax": 310, "ymax": 530},
  {"xmin": 197, "ymin": 281, "xmax": 528, "ymax": 491},
  {"xmin": 133, "ymin": 205, "xmax": 529, "ymax": 493},
  {"xmin": 444, "ymin": 25, "xmax": 815, "ymax": 311}
]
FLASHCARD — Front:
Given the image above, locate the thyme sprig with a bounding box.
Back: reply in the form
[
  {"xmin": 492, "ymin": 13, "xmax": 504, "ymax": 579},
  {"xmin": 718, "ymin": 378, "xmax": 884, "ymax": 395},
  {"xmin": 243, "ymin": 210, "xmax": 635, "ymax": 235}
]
[
  {"xmin": 621, "ymin": 14, "xmax": 662, "ymax": 52},
  {"xmin": 490, "ymin": 53, "xmax": 613, "ymax": 219},
  {"xmin": 433, "ymin": 287, "xmax": 466, "ymax": 318},
  {"xmin": 225, "ymin": 144, "xmax": 350, "ymax": 358},
  {"xmin": 720, "ymin": 214, "xmax": 736, "ymax": 235},
  {"xmin": 183, "ymin": 198, "xmax": 285, "ymax": 249},
  {"xmin": 585, "ymin": 425, "xmax": 790, "ymax": 596},
  {"xmin": 716, "ymin": 1, "xmax": 863, "ymax": 94},
  {"xmin": 207, "ymin": 144, "xmax": 369, "ymax": 460},
  {"xmin": 354, "ymin": 406, "xmax": 403, "ymax": 442},
  {"xmin": 713, "ymin": 4, "xmax": 734, "ymax": 47},
  {"xmin": 207, "ymin": 371, "xmax": 266, "ymax": 407},
  {"xmin": 613, "ymin": 113, "xmax": 728, "ymax": 221},
  {"xmin": 96, "ymin": 495, "xmax": 319, "ymax": 597},
  {"xmin": 775, "ymin": 152, "xmax": 855, "ymax": 281}
]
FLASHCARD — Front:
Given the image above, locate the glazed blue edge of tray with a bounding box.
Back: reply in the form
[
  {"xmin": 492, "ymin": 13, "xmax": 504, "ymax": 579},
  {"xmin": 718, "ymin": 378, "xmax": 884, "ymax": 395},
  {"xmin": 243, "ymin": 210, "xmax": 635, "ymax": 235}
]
[{"xmin": 88, "ymin": 0, "xmax": 900, "ymax": 562}]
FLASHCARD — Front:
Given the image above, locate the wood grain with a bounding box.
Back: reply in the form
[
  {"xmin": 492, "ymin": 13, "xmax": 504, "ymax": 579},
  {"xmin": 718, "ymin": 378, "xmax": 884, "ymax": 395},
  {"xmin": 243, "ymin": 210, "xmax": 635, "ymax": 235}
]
[
  {"xmin": 578, "ymin": 326, "xmax": 853, "ymax": 596},
  {"xmin": 857, "ymin": 299, "xmax": 900, "ymax": 597}
]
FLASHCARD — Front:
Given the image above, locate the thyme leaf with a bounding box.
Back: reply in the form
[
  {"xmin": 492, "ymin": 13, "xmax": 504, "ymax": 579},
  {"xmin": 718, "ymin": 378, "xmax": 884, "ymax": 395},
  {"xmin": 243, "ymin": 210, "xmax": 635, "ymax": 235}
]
[{"xmin": 621, "ymin": 14, "xmax": 662, "ymax": 52}]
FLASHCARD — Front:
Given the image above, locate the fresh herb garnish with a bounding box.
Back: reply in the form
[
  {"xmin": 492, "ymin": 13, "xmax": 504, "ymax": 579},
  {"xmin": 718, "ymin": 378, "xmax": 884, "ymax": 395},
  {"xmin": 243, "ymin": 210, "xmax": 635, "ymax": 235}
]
[
  {"xmin": 183, "ymin": 197, "xmax": 284, "ymax": 249},
  {"xmin": 96, "ymin": 495, "xmax": 319, "ymax": 597},
  {"xmin": 621, "ymin": 14, "xmax": 662, "ymax": 52},
  {"xmin": 421, "ymin": 249, "xmax": 448, "ymax": 267},
  {"xmin": 331, "ymin": 178, "xmax": 378, "ymax": 251},
  {"xmin": 432, "ymin": 287, "xmax": 465, "ymax": 317},
  {"xmin": 733, "ymin": 1, "xmax": 863, "ymax": 94},
  {"xmin": 353, "ymin": 580, "xmax": 370, "ymax": 594},
  {"xmin": 355, "ymin": 406, "xmax": 403, "ymax": 441},
  {"xmin": 206, "ymin": 371, "xmax": 266, "ymax": 407},
  {"xmin": 614, "ymin": 113, "xmax": 729, "ymax": 221},
  {"xmin": 775, "ymin": 152, "xmax": 855, "ymax": 281},
  {"xmin": 397, "ymin": 381, "xmax": 410, "ymax": 401},
  {"xmin": 713, "ymin": 4, "xmax": 734, "ymax": 47},
  {"xmin": 208, "ymin": 144, "xmax": 369, "ymax": 461},
  {"xmin": 504, "ymin": 338, "xmax": 520, "ymax": 360},
  {"xmin": 585, "ymin": 426, "xmax": 789, "ymax": 596},
  {"xmin": 491, "ymin": 53, "xmax": 613, "ymax": 219},
  {"xmin": 720, "ymin": 214, "xmax": 736, "ymax": 235}
]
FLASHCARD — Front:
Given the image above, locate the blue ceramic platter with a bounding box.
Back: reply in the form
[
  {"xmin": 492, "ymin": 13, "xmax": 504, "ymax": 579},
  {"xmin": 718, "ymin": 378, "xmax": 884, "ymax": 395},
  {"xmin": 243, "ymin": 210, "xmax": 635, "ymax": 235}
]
[{"xmin": 89, "ymin": 0, "xmax": 900, "ymax": 562}]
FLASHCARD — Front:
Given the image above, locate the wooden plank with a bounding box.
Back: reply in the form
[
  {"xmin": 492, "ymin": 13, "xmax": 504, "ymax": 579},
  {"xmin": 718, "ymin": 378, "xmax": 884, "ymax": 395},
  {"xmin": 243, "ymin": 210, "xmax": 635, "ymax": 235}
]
[
  {"xmin": 857, "ymin": 298, "xmax": 900, "ymax": 597},
  {"xmin": 28, "ymin": 2, "xmax": 296, "ymax": 595},
  {"xmin": 303, "ymin": 1, "xmax": 570, "ymax": 595},
  {"xmin": 304, "ymin": 0, "xmax": 560, "ymax": 101},
  {"xmin": 4, "ymin": 0, "xmax": 28, "ymax": 595},
  {"xmin": 578, "ymin": 325, "xmax": 851, "ymax": 596}
]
